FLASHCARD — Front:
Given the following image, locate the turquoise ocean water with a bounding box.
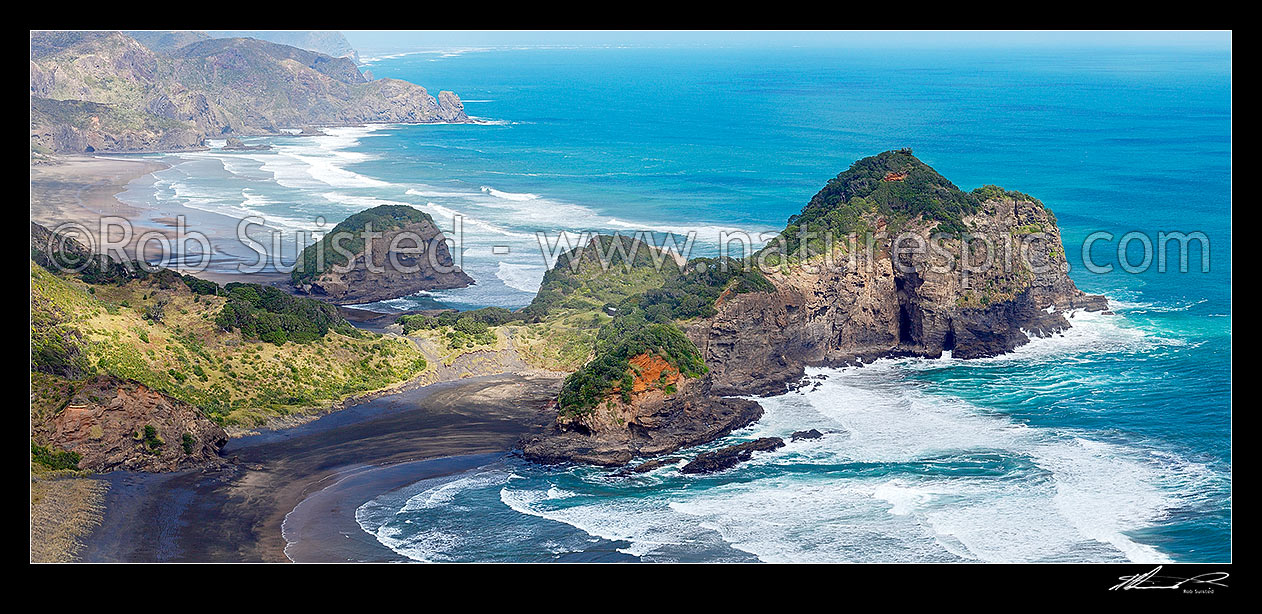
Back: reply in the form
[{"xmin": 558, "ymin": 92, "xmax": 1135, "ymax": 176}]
[{"xmin": 119, "ymin": 44, "xmax": 1230, "ymax": 562}]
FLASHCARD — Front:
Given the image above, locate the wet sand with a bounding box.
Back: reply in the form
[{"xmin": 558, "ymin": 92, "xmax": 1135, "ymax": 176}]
[
  {"xmin": 80, "ymin": 373, "xmax": 562, "ymax": 562},
  {"xmin": 31, "ymin": 155, "xmax": 302, "ymax": 284},
  {"xmin": 30, "ymin": 156, "xmax": 168, "ymax": 229}
]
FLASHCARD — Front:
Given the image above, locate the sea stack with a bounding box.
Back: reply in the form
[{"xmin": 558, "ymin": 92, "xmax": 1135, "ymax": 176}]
[{"xmin": 292, "ymin": 204, "xmax": 474, "ymax": 305}]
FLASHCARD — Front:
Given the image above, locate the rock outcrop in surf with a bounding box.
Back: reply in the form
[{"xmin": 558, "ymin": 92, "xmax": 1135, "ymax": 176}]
[{"xmin": 291, "ymin": 204, "xmax": 473, "ymax": 305}]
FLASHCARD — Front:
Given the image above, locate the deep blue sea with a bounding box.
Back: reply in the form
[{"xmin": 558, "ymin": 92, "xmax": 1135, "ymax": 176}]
[{"xmin": 120, "ymin": 44, "xmax": 1230, "ymax": 562}]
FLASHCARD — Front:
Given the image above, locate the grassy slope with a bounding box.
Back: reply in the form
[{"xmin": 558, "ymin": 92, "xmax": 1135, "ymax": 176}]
[
  {"xmin": 30, "ymin": 262, "xmax": 428, "ymax": 427},
  {"xmin": 511, "ymin": 236, "xmax": 684, "ymax": 371}
]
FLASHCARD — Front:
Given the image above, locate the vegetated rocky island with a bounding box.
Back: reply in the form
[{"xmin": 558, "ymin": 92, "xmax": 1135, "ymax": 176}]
[
  {"xmin": 519, "ymin": 149, "xmax": 1108, "ymax": 468},
  {"xmin": 290, "ymin": 205, "xmax": 474, "ymax": 305},
  {"xmin": 30, "ymin": 30, "xmax": 471, "ymax": 155}
]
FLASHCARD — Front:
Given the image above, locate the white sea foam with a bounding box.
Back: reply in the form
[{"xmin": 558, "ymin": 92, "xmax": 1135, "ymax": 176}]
[
  {"xmin": 481, "ymin": 185, "xmax": 540, "ymax": 201},
  {"xmin": 495, "ymin": 262, "xmax": 546, "ymax": 293},
  {"xmin": 499, "ymin": 484, "xmax": 728, "ymax": 559},
  {"xmin": 490, "ymin": 314, "xmax": 1212, "ymax": 563},
  {"xmin": 259, "ymin": 125, "xmax": 392, "ymax": 189},
  {"xmin": 355, "ymin": 469, "xmax": 513, "ymax": 562}
]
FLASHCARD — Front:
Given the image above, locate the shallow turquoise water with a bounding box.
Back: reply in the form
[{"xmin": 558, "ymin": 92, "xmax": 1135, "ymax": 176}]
[{"xmin": 122, "ymin": 44, "xmax": 1230, "ymax": 562}]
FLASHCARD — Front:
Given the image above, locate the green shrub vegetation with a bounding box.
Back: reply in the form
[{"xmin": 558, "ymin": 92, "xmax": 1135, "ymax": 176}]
[
  {"xmin": 972, "ymin": 184, "xmax": 1044, "ymax": 207},
  {"xmin": 397, "ymin": 308, "xmax": 510, "ymax": 350},
  {"xmin": 616, "ymin": 257, "xmax": 774, "ymax": 324},
  {"xmin": 776, "ymin": 149, "xmax": 980, "ymax": 257},
  {"xmin": 532, "ymin": 239, "xmax": 775, "ymax": 415},
  {"xmin": 557, "ymin": 323, "xmax": 707, "ymax": 416},
  {"xmin": 141, "ymin": 424, "xmax": 164, "ymax": 451},
  {"xmin": 31, "ymin": 442, "xmax": 81, "ymax": 471},
  {"xmin": 30, "ymin": 257, "xmax": 429, "ymax": 427},
  {"xmin": 520, "ymin": 235, "xmax": 685, "ymax": 321},
  {"xmin": 215, "ymin": 282, "xmax": 356, "ymax": 344}
]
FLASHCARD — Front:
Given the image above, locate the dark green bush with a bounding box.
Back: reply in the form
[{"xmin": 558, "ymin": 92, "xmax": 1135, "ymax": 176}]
[
  {"xmin": 557, "ymin": 323, "xmax": 706, "ymax": 415},
  {"xmin": 776, "ymin": 149, "xmax": 981, "ymax": 257},
  {"xmin": 215, "ymin": 282, "xmax": 348, "ymax": 344},
  {"xmin": 31, "ymin": 442, "xmax": 81, "ymax": 470},
  {"xmin": 181, "ymin": 275, "xmax": 221, "ymax": 296},
  {"xmin": 142, "ymin": 424, "xmax": 163, "ymax": 450}
]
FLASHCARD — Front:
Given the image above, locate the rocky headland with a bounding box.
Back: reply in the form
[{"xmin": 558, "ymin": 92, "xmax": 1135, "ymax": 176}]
[
  {"xmin": 521, "ymin": 150, "xmax": 1109, "ymax": 466},
  {"xmin": 520, "ymin": 378, "xmax": 764, "ymax": 466},
  {"xmin": 30, "ymin": 31, "xmax": 471, "ymax": 155},
  {"xmin": 34, "ymin": 375, "xmax": 229, "ymax": 473}
]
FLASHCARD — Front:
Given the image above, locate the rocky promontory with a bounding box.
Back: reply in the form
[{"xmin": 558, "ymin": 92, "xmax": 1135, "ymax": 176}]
[
  {"xmin": 519, "ymin": 379, "xmax": 764, "ymax": 466},
  {"xmin": 292, "ymin": 204, "xmax": 473, "ymax": 305},
  {"xmin": 521, "ymin": 150, "xmax": 1108, "ymax": 467},
  {"xmin": 30, "ymin": 31, "xmax": 473, "ymax": 155},
  {"xmin": 689, "ymin": 150, "xmax": 1108, "ymax": 396}
]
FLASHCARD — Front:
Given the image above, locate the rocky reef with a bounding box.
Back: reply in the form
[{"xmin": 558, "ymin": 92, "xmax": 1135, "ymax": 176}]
[
  {"xmin": 680, "ymin": 437, "xmax": 785, "ymax": 474},
  {"xmin": 30, "ymin": 31, "xmax": 471, "ymax": 155},
  {"xmin": 292, "ymin": 204, "xmax": 474, "ymax": 305},
  {"xmin": 221, "ymin": 136, "xmax": 270, "ymax": 151},
  {"xmin": 521, "ymin": 150, "xmax": 1108, "ymax": 467}
]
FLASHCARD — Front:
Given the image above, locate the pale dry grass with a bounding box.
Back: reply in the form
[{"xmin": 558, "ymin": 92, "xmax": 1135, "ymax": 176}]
[{"xmin": 30, "ymin": 476, "xmax": 109, "ymax": 563}]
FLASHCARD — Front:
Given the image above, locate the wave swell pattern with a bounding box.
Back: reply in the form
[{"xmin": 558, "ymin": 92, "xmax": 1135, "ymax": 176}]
[{"xmin": 356, "ymin": 309, "xmax": 1217, "ymax": 563}]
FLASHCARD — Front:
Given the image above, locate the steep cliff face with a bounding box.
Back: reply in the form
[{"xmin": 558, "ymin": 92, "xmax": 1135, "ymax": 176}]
[
  {"xmin": 34, "ymin": 375, "xmax": 228, "ymax": 473},
  {"xmin": 30, "ymin": 98, "xmax": 206, "ymax": 154},
  {"xmin": 30, "ymin": 31, "xmax": 471, "ymax": 154},
  {"xmin": 522, "ymin": 150, "xmax": 1108, "ymax": 466},
  {"xmin": 689, "ymin": 152, "xmax": 1108, "ymax": 396},
  {"xmin": 292, "ymin": 205, "xmax": 474, "ymax": 305}
]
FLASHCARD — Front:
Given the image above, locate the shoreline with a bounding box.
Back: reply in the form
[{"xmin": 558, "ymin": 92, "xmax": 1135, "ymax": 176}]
[
  {"xmin": 78, "ymin": 373, "xmax": 561, "ymax": 562},
  {"xmin": 32, "ymin": 153, "xmax": 564, "ymax": 563},
  {"xmin": 281, "ymin": 453, "xmax": 503, "ymax": 562},
  {"xmin": 30, "ymin": 155, "xmax": 171, "ymax": 236},
  {"xmin": 31, "ymin": 154, "xmax": 309, "ymax": 287}
]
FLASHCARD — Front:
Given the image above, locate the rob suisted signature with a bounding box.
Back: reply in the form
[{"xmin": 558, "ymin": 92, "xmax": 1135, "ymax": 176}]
[{"xmin": 1110, "ymin": 566, "xmax": 1229, "ymax": 592}]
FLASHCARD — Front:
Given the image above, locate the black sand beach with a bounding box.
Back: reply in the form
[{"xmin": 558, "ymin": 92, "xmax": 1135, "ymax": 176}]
[{"xmin": 80, "ymin": 373, "xmax": 562, "ymax": 562}]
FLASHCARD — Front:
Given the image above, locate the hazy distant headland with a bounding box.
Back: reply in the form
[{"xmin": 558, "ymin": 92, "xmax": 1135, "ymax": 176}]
[{"xmin": 30, "ymin": 30, "xmax": 470, "ymax": 156}]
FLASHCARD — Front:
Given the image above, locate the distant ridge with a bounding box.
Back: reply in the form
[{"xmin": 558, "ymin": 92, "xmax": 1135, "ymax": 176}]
[
  {"xmin": 126, "ymin": 30, "xmax": 359, "ymax": 63},
  {"xmin": 31, "ymin": 31, "xmax": 468, "ymax": 155}
]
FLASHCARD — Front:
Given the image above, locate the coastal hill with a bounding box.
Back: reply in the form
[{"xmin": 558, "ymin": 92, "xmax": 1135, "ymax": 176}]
[
  {"xmin": 30, "ymin": 222, "xmax": 432, "ymax": 464},
  {"xmin": 29, "ymin": 31, "xmax": 469, "ymax": 154},
  {"xmin": 692, "ymin": 149, "xmax": 1108, "ymax": 396},
  {"xmin": 291, "ymin": 204, "xmax": 474, "ymax": 304},
  {"xmin": 127, "ymin": 30, "xmax": 359, "ymax": 63},
  {"xmin": 521, "ymin": 150, "xmax": 1109, "ymax": 465}
]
